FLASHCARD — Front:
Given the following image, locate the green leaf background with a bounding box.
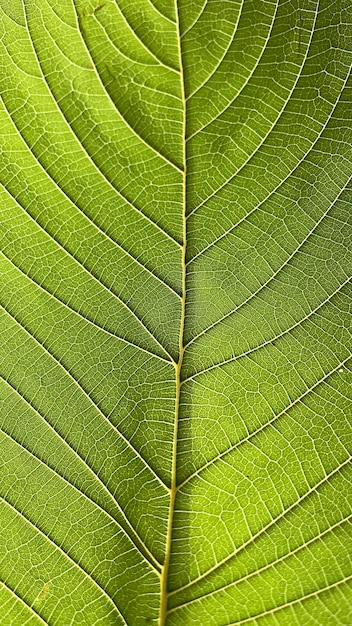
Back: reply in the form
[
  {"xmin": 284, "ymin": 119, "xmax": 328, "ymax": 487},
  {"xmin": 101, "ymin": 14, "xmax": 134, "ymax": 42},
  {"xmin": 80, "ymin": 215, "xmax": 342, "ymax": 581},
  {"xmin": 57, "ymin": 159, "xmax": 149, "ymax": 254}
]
[{"xmin": 0, "ymin": 0, "xmax": 351, "ymax": 624}]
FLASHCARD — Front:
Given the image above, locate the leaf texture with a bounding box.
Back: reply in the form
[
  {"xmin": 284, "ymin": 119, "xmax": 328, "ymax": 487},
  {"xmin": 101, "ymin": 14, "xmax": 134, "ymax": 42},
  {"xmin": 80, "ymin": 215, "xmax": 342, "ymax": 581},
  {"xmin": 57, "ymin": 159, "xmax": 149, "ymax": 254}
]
[{"xmin": 0, "ymin": 0, "xmax": 351, "ymax": 625}]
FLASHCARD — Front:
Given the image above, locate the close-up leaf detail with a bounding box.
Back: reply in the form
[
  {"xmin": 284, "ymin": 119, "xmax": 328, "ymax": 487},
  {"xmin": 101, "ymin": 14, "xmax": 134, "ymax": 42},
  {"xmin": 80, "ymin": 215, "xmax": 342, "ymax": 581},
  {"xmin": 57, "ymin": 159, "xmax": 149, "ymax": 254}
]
[{"xmin": 0, "ymin": 0, "xmax": 351, "ymax": 624}]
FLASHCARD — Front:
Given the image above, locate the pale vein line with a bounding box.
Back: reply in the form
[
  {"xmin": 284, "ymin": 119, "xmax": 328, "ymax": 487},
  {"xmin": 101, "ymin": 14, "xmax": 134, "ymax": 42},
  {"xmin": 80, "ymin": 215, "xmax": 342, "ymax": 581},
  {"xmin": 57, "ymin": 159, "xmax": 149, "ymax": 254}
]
[
  {"xmin": 1, "ymin": 373, "xmax": 165, "ymax": 569},
  {"xmin": 180, "ymin": 0, "xmax": 207, "ymax": 39},
  {"xmin": 35, "ymin": 10, "xmax": 88, "ymax": 71},
  {"xmin": 183, "ymin": 180, "xmax": 351, "ymax": 360},
  {"xmin": 1, "ymin": 182, "xmax": 175, "ymax": 362},
  {"xmin": 0, "ymin": 97, "xmax": 180, "ymax": 255},
  {"xmin": 173, "ymin": 456, "xmax": 351, "ymax": 595},
  {"xmin": 112, "ymin": 0, "xmax": 180, "ymax": 74},
  {"xmin": 158, "ymin": 2, "xmax": 186, "ymax": 624},
  {"xmin": 186, "ymin": 0, "xmax": 245, "ymax": 101},
  {"xmin": 181, "ymin": 277, "xmax": 351, "ymax": 384},
  {"xmin": 186, "ymin": 75, "xmax": 349, "ymax": 263},
  {"xmin": 186, "ymin": 0, "xmax": 280, "ymax": 141},
  {"xmin": 178, "ymin": 356, "xmax": 351, "ymax": 490},
  {"xmin": 0, "ymin": 3, "xmax": 25, "ymax": 28},
  {"xmin": 104, "ymin": 63, "xmax": 182, "ymax": 102},
  {"xmin": 0, "ymin": 580, "xmax": 50, "ymax": 626},
  {"xmin": 93, "ymin": 17, "xmax": 160, "ymax": 69},
  {"xmin": 186, "ymin": 0, "xmax": 320, "ymax": 219},
  {"xmin": 35, "ymin": 1, "xmax": 182, "ymax": 171},
  {"xmin": 1, "ymin": 498, "xmax": 128, "ymax": 626},
  {"xmin": 224, "ymin": 575, "xmax": 352, "ymax": 625},
  {"xmin": 1, "ymin": 248, "xmax": 172, "ymax": 365},
  {"xmin": 0, "ymin": 305, "xmax": 170, "ymax": 494},
  {"xmin": 0, "ymin": 413, "xmax": 162, "ymax": 573},
  {"xmin": 0, "ymin": 101, "xmax": 182, "ymax": 297},
  {"xmin": 47, "ymin": 1, "xmax": 77, "ymax": 30},
  {"xmin": 147, "ymin": 0, "xmax": 176, "ymax": 24},
  {"xmin": 0, "ymin": 31, "xmax": 181, "ymax": 250},
  {"xmin": 71, "ymin": 0, "xmax": 183, "ymax": 172},
  {"xmin": 168, "ymin": 514, "xmax": 352, "ymax": 613}
]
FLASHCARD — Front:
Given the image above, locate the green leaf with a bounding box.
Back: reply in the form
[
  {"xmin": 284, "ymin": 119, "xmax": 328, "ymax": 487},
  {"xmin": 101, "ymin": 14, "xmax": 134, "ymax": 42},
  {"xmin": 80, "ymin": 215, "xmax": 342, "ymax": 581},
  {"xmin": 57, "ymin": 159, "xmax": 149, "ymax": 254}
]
[{"xmin": 0, "ymin": 0, "xmax": 351, "ymax": 624}]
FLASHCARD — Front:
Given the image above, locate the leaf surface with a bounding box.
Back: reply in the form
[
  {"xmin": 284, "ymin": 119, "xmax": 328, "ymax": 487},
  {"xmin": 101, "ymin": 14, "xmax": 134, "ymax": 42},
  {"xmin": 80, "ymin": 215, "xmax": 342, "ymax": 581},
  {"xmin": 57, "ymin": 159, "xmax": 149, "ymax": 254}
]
[{"xmin": 0, "ymin": 0, "xmax": 351, "ymax": 625}]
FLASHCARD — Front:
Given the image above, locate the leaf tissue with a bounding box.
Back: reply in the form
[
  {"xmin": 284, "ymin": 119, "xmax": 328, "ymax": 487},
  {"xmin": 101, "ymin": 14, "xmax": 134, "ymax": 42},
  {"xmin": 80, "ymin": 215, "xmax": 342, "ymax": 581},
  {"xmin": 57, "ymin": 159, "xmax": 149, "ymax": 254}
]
[{"xmin": 0, "ymin": 0, "xmax": 351, "ymax": 624}]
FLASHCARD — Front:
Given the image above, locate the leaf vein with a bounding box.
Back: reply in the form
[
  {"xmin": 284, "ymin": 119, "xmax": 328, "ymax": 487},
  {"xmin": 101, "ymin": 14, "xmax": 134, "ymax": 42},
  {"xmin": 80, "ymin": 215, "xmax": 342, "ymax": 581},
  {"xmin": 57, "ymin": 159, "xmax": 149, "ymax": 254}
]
[
  {"xmin": 168, "ymin": 514, "xmax": 352, "ymax": 612},
  {"xmin": 186, "ymin": 1, "xmax": 321, "ymax": 218},
  {"xmin": 185, "ymin": 178, "xmax": 351, "ymax": 353},
  {"xmin": 0, "ymin": 407, "xmax": 162, "ymax": 573},
  {"xmin": 1, "ymin": 498, "xmax": 129, "ymax": 626},
  {"xmin": 179, "ymin": 356, "xmax": 351, "ymax": 489},
  {"xmin": 0, "ymin": 305, "xmax": 170, "ymax": 493},
  {"xmin": 112, "ymin": 0, "xmax": 179, "ymax": 73},
  {"xmin": 224, "ymin": 575, "xmax": 352, "ymax": 625},
  {"xmin": 185, "ymin": 0, "xmax": 245, "ymax": 102},
  {"xmin": 186, "ymin": 0, "xmax": 280, "ymax": 140},
  {"xmin": 0, "ymin": 183, "xmax": 175, "ymax": 360},
  {"xmin": 72, "ymin": 0, "xmax": 183, "ymax": 172},
  {"xmin": 173, "ymin": 456, "xmax": 351, "ymax": 594},
  {"xmin": 0, "ymin": 248, "xmax": 172, "ymax": 365},
  {"xmin": 0, "ymin": 580, "xmax": 50, "ymax": 626}
]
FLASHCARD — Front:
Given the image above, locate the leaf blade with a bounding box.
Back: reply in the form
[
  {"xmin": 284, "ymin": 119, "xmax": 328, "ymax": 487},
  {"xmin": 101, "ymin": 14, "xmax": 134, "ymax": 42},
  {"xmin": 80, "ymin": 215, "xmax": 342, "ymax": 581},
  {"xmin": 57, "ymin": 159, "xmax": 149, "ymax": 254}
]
[{"xmin": 0, "ymin": 0, "xmax": 351, "ymax": 624}]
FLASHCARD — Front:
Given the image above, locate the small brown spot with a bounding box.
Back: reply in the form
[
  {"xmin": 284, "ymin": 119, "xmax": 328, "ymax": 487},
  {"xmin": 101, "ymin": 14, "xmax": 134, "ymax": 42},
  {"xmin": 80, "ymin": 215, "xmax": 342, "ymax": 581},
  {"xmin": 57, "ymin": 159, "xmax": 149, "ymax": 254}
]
[
  {"xmin": 35, "ymin": 583, "xmax": 51, "ymax": 604},
  {"xmin": 93, "ymin": 3, "xmax": 106, "ymax": 14}
]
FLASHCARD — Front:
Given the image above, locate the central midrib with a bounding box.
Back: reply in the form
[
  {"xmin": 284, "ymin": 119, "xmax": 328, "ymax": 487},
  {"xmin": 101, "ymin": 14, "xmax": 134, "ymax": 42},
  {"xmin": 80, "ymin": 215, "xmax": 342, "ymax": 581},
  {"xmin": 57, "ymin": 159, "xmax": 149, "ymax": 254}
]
[{"xmin": 159, "ymin": 1, "xmax": 187, "ymax": 624}]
